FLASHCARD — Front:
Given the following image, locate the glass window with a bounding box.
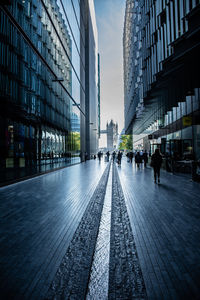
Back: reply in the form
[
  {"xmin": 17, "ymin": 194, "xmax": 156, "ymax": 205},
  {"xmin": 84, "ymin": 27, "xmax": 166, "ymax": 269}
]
[
  {"xmin": 57, "ymin": 0, "xmax": 81, "ymax": 79},
  {"xmin": 193, "ymin": 92, "xmax": 199, "ymax": 111},
  {"xmin": 31, "ymin": 95, "xmax": 36, "ymax": 113},
  {"xmin": 186, "ymin": 96, "xmax": 192, "ymax": 114},
  {"xmin": 177, "ymin": 102, "xmax": 181, "ymax": 119},
  {"xmin": 181, "ymin": 102, "xmax": 186, "ymax": 116},
  {"xmin": 31, "ymin": 74, "xmax": 36, "ymax": 91},
  {"xmin": 194, "ymin": 125, "xmax": 200, "ymax": 160},
  {"xmin": 37, "ymin": 98, "xmax": 40, "ymax": 115},
  {"xmin": 72, "ymin": 0, "xmax": 80, "ymax": 25},
  {"xmin": 173, "ymin": 107, "xmax": 177, "ymax": 122}
]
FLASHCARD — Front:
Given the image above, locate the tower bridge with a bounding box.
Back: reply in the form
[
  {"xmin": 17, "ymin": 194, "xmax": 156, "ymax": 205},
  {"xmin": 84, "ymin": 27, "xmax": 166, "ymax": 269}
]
[{"xmin": 100, "ymin": 120, "xmax": 119, "ymax": 151}]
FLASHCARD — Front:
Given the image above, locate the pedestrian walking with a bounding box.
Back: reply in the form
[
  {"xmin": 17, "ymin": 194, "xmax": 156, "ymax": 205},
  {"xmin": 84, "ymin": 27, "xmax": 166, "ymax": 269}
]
[
  {"xmin": 151, "ymin": 148, "xmax": 162, "ymax": 183},
  {"xmin": 135, "ymin": 152, "xmax": 142, "ymax": 168},
  {"xmin": 142, "ymin": 150, "xmax": 148, "ymax": 167},
  {"xmin": 126, "ymin": 152, "xmax": 130, "ymax": 162},
  {"xmin": 84, "ymin": 152, "xmax": 88, "ymax": 162},
  {"xmin": 129, "ymin": 151, "xmax": 134, "ymax": 163},
  {"xmin": 117, "ymin": 151, "xmax": 122, "ymax": 166},
  {"xmin": 97, "ymin": 151, "xmax": 101, "ymax": 161},
  {"xmin": 112, "ymin": 151, "xmax": 116, "ymax": 162},
  {"xmin": 106, "ymin": 151, "xmax": 110, "ymax": 162}
]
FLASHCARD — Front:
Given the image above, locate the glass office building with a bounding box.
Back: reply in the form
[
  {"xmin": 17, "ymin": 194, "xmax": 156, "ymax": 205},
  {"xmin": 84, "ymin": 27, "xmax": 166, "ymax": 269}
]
[
  {"xmin": 0, "ymin": 0, "xmax": 98, "ymax": 184},
  {"xmin": 123, "ymin": 0, "xmax": 200, "ymax": 165}
]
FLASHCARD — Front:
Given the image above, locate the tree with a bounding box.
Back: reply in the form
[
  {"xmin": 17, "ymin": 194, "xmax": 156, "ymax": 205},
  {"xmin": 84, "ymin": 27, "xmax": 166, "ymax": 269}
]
[
  {"xmin": 73, "ymin": 132, "xmax": 80, "ymax": 152},
  {"xmin": 119, "ymin": 135, "xmax": 133, "ymax": 150}
]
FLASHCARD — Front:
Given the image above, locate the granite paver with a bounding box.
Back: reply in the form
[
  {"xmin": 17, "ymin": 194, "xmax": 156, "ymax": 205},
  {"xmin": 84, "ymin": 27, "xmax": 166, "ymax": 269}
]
[
  {"xmin": 109, "ymin": 163, "xmax": 147, "ymax": 299},
  {"xmin": 1, "ymin": 159, "xmax": 200, "ymax": 299},
  {"xmin": 46, "ymin": 163, "xmax": 111, "ymax": 299},
  {"xmin": 118, "ymin": 161, "xmax": 200, "ymax": 299},
  {"xmin": 0, "ymin": 161, "xmax": 107, "ymax": 299}
]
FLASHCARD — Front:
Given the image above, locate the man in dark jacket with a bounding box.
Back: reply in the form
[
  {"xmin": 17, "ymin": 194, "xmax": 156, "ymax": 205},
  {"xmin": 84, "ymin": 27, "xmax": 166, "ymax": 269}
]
[
  {"xmin": 129, "ymin": 151, "xmax": 134, "ymax": 163},
  {"xmin": 117, "ymin": 151, "xmax": 122, "ymax": 165},
  {"xmin": 135, "ymin": 152, "xmax": 142, "ymax": 168},
  {"xmin": 151, "ymin": 149, "xmax": 162, "ymax": 183},
  {"xmin": 142, "ymin": 150, "xmax": 148, "ymax": 167}
]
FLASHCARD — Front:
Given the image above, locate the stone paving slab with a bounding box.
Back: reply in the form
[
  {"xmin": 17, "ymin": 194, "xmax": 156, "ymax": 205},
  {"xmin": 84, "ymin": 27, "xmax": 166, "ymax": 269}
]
[
  {"xmin": 117, "ymin": 162, "xmax": 200, "ymax": 300},
  {"xmin": 109, "ymin": 163, "xmax": 147, "ymax": 300},
  {"xmin": 1, "ymin": 159, "xmax": 200, "ymax": 299},
  {"xmin": 45, "ymin": 163, "xmax": 111, "ymax": 300},
  {"xmin": 0, "ymin": 161, "xmax": 107, "ymax": 299}
]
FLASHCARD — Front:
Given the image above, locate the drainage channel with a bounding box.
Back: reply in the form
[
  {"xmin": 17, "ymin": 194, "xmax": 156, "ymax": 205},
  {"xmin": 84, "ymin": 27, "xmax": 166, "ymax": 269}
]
[{"xmin": 86, "ymin": 163, "xmax": 112, "ymax": 299}]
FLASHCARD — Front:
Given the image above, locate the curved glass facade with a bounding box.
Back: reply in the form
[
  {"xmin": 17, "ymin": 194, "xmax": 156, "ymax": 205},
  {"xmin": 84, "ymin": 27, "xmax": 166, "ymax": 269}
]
[
  {"xmin": 123, "ymin": 0, "xmax": 200, "ymax": 163},
  {"xmin": 0, "ymin": 0, "xmax": 89, "ymax": 183}
]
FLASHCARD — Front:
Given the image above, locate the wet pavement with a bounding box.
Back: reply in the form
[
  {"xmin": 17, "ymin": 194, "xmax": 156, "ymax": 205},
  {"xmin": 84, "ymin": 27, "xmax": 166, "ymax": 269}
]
[
  {"xmin": 0, "ymin": 158, "xmax": 200, "ymax": 299},
  {"xmin": 46, "ymin": 163, "xmax": 111, "ymax": 300},
  {"xmin": 0, "ymin": 157, "xmax": 80, "ymax": 186},
  {"xmin": 0, "ymin": 161, "xmax": 107, "ymax": 299},
  {"xmin": 118, "ymin": 161, "xmax": 200, "ymax": 299}
]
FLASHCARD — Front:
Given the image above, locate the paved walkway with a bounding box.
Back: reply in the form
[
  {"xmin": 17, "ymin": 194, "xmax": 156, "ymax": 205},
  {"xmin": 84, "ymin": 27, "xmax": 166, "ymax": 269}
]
[
  {"xmin": 0, "ymin": 159, "xmax": 200, "ymax": 299},
  {"xmin": 118, "ymin": 161, "xmax": 200, "ymax": 299},
  {"xmin": 0, "ymin": 160, "xmax": 107, "ymax": 299}
]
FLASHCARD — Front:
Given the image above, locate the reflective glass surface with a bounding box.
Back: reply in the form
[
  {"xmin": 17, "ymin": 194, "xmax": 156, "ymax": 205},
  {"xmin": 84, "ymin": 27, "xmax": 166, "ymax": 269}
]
[{"xmin": 0, "ymin": 0, "xmax": 83, "ymax": 184}]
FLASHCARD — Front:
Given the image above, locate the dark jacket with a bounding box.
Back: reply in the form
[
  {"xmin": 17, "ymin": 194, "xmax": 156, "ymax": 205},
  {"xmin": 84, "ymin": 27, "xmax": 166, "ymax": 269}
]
[
  {"xmin": 151, "ymin": 153, "xmax": 162, "ymax": 168},
  {"xmin": 135, "ymin": 153, "xmax": 142, "ymax": 163},
  {"xmin": 142, "ymin": 152, "xmax": 148, "ymax": 162}
]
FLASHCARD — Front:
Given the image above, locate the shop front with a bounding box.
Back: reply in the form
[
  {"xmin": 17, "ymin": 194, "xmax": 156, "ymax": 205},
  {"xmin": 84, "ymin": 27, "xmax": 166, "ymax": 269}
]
[{"xmin": 0, "ymin": 117, "xmax": 80, "ymax": 185}]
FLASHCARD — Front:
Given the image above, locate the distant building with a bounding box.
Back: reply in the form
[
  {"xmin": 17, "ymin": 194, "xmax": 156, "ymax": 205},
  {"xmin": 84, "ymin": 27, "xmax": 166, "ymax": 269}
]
[
  {"xmin": 123, "ymin": 0, "xmax": 200, "ymax": 160},
  {"xmin": 106, "ymin": 120, "xmax": 118, "ymax": 151},
  {"xmin": 85, "ymin": 0, "xmax": 99, "ymax": 157},
  {"xmin": 97, "ymin": 54, "xmax": 101, "ymax": 139},
  {"xmin": 71, "ymin": 112, "xmax": 80, "ymax": 133},
  {"xmin": 117, "ymin": 128, "xmax": 125, "ymax": 149}
]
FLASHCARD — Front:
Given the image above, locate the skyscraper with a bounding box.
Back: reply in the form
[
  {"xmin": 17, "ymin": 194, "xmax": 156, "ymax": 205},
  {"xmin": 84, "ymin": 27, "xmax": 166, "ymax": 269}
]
[
  {"xmin": 0, "ymin": 0, "xmax": 99, "ymax": 184},
  {"xmin": 84, "ymin": 0, "xmax": 99, "ymax": 157}
]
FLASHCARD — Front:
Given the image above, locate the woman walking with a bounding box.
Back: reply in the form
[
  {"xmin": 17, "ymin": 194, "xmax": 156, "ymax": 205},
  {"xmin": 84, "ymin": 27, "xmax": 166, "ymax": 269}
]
[{"xmin": 151, "ymin": 149, "xmax": 162, "ymax": 183}]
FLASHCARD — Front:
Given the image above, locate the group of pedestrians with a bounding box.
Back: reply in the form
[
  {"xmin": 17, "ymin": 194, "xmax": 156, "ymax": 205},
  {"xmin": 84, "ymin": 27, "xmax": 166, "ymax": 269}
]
[
  {"xmin": 126, "ymin": 150, "xmax": 148, "ymax": 168},
  {"xmin": 126, "ymin": 149, "xmax": 163, "ymax": 183},
  {"xmin": 96, "ymin": 148, "xmax": 163, "ymax": 184}
]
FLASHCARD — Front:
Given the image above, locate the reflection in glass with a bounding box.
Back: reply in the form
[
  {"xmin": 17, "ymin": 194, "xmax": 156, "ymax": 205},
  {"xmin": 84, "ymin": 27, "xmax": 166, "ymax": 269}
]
[{"xmin": 0, "ymin": 0, "xmax": 83, "ymax": 183}]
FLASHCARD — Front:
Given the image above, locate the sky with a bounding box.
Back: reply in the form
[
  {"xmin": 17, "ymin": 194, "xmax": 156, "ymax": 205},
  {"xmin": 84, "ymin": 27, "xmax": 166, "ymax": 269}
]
[{"xmin": 94, "ymin": 0, "xmax": 126, "ymax": 147}]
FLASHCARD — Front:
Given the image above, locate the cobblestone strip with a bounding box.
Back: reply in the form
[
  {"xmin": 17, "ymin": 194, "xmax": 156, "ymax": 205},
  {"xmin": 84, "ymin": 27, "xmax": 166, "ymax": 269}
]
[
  {"xmin": 108, "ymin": 163, "xmax": 147, "ymax": 300},
  {"xmin": 86, "ymin": 164, "xmax": 112, "ymax": 299},
  {"xmin": 45, "ymin": 163, "xmax": 111, "ymax": 300}
]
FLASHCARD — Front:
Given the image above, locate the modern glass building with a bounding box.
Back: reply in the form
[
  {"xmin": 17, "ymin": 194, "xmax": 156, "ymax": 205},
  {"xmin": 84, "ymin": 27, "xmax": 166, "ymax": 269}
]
[
  {"xmin": 0, "ymin": 0, "xmax": 99, "ymax": 184},
  {"xmin": 97, "ymin": 53, "xmax": 100, "ymax": 139},
  {"xmin": 84, "ymin": 0, "xmax": 99, "ymax": 157},
  {"xmin": 123, "ymin": 0, "xmax": 200, "ymax": 166}
]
